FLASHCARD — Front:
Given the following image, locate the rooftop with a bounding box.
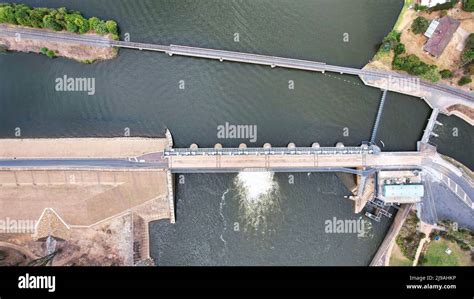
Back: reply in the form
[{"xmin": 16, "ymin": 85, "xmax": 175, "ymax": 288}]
[{"xmin": 423, "ymin": 16, "xmax": 461, "ymax": 57}]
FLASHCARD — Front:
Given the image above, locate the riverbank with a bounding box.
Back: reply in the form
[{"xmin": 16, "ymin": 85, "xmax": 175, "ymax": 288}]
[
  {"xmin": 364, "ymin": 0, "xmax": 474, "ymax": 125},
  {"xmin": 0, "ymin": 24, "xmax": 117, "ymax": 62},
  {"xmin": 0, "ymin": 3, "xmax": 119, "ymax": 63}
]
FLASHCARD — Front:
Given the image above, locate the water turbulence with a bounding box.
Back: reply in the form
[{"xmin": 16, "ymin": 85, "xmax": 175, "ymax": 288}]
[{"xmin": 234, "ymin": 172, "xmax": 281, "ymax": 234}]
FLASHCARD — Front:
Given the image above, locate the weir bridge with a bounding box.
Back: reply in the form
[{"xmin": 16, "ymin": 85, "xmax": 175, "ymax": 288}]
[{"xmin": 1, "ymin": 25, "xmax": 473, "ymax": 103}]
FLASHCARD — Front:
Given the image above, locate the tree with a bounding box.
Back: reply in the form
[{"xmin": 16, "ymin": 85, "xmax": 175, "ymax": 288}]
[
  {"xmin": 458, "ymin": 76, "xmax": 472, "ymax": 85},
  {"xmin": 0, "ymin": 5, "xmax": 17, "ymax": 24},
  {"xmin": 89, "ymin": 17, "xmax": 108, "ymax": 34},
  {"xmin": 46, "ymin": 49, "xmax": 55, "ymax": 58},
  {"xmin": 0, "ymin": 4, "xmax": 118, "ymax": 36},
  {"xmin": 411, "ymin": 17, "xmax": 429, "ymax": 34},
  {"xmin": 105, "ymin": 20, "xmax": 118, "ymax": 35},
  {"xmin": 14, "ymin": 5, "xmax": 32, "ymax": 27},
  {"xmin": 29, "ymin": 8, "xmax": 49, "ymax": 28},
  {"xmin": 43, "ymin": 15, "xmax": 62, "ymax": 31},
  {"xmin": 394, "ymin": 43, "xmax": 406, "ymax": 56},
  {"xmin": 439, "ymin": 69, "xmax": 453, "ymax": 78}
]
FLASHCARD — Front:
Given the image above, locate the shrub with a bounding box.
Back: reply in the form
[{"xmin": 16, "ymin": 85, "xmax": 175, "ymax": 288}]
[
  {"xmin": 411, "ymin": 17, "xmax": 429, "ymax": 34},
  {"xmin": 105, "ymin": 20, "xmax": 118, "ymax": 35},
  {"xmin": 394, "ymin": 43, "xmax": 406, "ymax": 56},
  {"xmin": 458, "ymin": 76, "xmax": 472, "ymax": 85},
  {"xmin": 439, "ymin": 69, "xmax": 453, "ymax": 78},
  {"xmin": 46, "ymin": 49, "xmax": 55, "ymax": 58},
  {"xmin": 396, "ymin": 212, "xmax": 425, "ymax": 260},
  {"xmin": 461, "ymin": 34, "xmax": 474, "ymax": 65}
]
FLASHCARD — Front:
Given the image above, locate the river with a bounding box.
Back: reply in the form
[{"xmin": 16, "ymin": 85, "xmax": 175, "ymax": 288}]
[{"xmin": 0, "ymin": 0, "xmax": 471, "ymax": 265}]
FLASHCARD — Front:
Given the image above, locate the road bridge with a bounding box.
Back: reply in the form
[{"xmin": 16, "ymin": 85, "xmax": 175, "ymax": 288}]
[{"xmin": 1, "ymin": 25, "xmax": 473, "ymax": 105}]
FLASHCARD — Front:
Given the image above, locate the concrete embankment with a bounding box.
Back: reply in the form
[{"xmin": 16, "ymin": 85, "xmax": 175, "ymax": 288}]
[
  {"xmin": 359, "ymin": 70, "xmax": 474, "ymax": 126},
  {"xmin": 0, "ymin": 137, "xmax": 168, "ymax": 159},
  {"xmin": 0, "ymin": 137, "xmax": 172, "ymax": 265}
]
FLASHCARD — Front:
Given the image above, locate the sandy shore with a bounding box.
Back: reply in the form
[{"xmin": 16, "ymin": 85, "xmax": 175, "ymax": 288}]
[
  {"xmin": 0, "ymin": 137, "xmax": 168, "ymax": 159},
  {"xmin": 0, "ymin": 24, "xmax": 117, "ymax": 62}
]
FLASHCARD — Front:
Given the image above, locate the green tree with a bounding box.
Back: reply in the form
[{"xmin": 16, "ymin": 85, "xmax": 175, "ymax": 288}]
[
  {"xmin": 411, "ymin": 17, "xmax": 429, "ymax": 34},
  {"xmin": 14, "ymin": 5, "xmax": 32, "ymax": 27},
  {"xmin": 458, "ymin": 76, "xmax": 472, "ymax": 85},
  {"xmin": 394, "ymin": 43, "xmax": 406, "ymax": 56},
  {"xmin": 29, "ymin": 8, "xmax": 49, "ymax": 28},
  {"xmin": 0, "ymin": 5, "xmax": 17, "ymax": 24},
  {"xmin": 105, "ymin": 20, "xmax": 118, "ymax": 35},
  {"xmin": 439, "ymin": 69, "xmax": 453, "ymax": 78},
  {"xmin": 43, "ymin": 15, "xmax": 62, "ymax": 31},
  {"xmin": 46, "ymin": 49, "xmax": 55, "ymax": 58},
  {"xmin": 89, "ymin": 17, "xmax": 108, "ymax": 34}
]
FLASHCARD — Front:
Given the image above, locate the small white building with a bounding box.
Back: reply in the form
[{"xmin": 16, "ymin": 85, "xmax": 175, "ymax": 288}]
[
  {"xmin": 424, "ymin": 19, "xmax": 440, "ymax": 38},
  {"xmin": 418, "ymin": 0, "xmax": 450, "ymax": 8}
]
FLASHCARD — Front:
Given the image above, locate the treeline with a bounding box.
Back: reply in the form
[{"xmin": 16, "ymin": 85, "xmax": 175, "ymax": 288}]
[
  {"xmin": 0, "ymin": 3, "xmax": 118, "ymax": 39},
  {"xmin": 378, "ymin": 30, "xmax": 440, "ymax": 82}
]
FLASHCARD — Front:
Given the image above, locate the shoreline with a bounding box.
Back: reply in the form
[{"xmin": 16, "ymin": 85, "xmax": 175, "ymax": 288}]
[{"xmin": 363, "ymin": 0, "xmax": 474, "ymax": 126}]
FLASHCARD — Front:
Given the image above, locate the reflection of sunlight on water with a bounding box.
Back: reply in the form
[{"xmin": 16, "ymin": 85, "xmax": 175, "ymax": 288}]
[{"xmin": 234, "ymin": 172, "xmax": 280, "ymax": 233}]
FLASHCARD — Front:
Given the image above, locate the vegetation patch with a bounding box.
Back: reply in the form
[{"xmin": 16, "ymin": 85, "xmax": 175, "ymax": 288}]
[
  {"xmin": 439, "ymin": 69, "xmax": 453, "ymax": 78},
  {"xmin": 395, "ymin": 212, "xmax": 426, "ymax": 260},
  {"xmin": 40, "ymin": 47, "xmax": 56, "ymax": 58},
  {"xmin": 0, "ymin": 3, "xmax": 119, "ymax": 39},
  {"xmin": 458, "ymin": 76, "xmax": 472, "ymax": 85},
  {"xmin": 393, "ymin": 54, "xmax": 440, "ymax": 82},
  {"xmin": 438, "ymin": 220, "xmax": 474, "ymax": 250},
  {"xmin": 411, "ymin": 16, "xmax": 429, "ymax": 35},
  {"xmin": 420, "ymin": 238, "xmax": 472, "ymax": 266}
]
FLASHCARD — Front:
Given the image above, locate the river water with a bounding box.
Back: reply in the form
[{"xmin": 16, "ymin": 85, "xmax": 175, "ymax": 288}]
[{"xmin": 0, "ymin": 0, "xmax": 471, "ymax": 265}]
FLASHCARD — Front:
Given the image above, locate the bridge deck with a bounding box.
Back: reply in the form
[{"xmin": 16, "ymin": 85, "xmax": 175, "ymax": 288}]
[{"xmin": 421, "ymin": 108, "xmax": 440, "ymax": 144}]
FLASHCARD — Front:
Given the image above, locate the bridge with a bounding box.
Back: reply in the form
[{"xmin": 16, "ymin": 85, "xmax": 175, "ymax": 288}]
[
  {"xmin": 370, "ymin": 89, "xmax": 388, "ymax": 144},
  {"xmin": 420, "ymin": 108, "xmax": 441, "ymax": 145},
  {"xmin": 1, "ymin": 25, "xmax": 473, "ymax": 106}
]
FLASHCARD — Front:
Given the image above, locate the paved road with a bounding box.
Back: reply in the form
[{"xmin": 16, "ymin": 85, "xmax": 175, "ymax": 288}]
[
  {"xmin": 0, "ymin": 158, "xmax": 167, "ymax": 169},
  {"xmin": 1, "ymin": 25, "xmax": 472, "ymax": 102}
]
